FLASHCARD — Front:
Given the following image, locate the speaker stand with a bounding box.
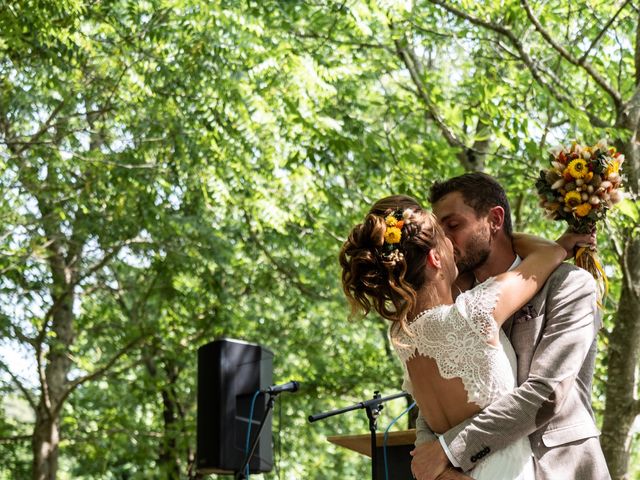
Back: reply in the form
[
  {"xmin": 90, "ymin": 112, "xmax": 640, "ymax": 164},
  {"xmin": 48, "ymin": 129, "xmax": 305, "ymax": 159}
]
[{"xmin": 234, "ymin": 393, "xmax": 276, "ymax": 480}]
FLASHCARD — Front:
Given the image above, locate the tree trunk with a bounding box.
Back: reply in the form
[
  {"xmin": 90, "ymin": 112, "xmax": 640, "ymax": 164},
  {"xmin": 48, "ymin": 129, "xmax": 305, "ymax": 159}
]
[
  {"xmin": 601, "ymin": 138, "xmax": 640, "ymax": 479},
  {"xmin": 31, "ymin": 302, "xmax": 74, "ymax": 480},
  {"xmin": 30, "ymin": 185, "xmax": 77, "ymax": 480},
  {"xmin": 159, "ymin": 362, "xmax": 182, "ymax": 480},
  {"xmin": 601, "ymin": 252, "xmax": 640, "ymax": 479},
  {"xmin": 144, "ymin": 349, "xmax": 184, "ymax": 479},
  {"xmin": 31, "ymin": 402, "xmax": 59, "ymax": 480}
]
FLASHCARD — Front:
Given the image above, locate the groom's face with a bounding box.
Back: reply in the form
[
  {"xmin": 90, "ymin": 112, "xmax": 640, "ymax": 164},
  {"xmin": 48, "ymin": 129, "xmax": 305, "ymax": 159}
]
[{"xmin": 432, "ymin": 191, "xmax": 492, "ymax": 274}]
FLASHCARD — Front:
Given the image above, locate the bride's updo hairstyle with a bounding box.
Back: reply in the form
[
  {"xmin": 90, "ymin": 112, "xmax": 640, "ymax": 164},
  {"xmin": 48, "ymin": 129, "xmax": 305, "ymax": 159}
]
[{"xmin": 339, "ymin": 195, "xmax": 447, "ymax": 334}]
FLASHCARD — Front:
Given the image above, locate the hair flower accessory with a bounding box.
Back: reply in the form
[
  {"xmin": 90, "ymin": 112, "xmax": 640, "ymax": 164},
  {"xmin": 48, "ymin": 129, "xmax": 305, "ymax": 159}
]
[
  {"xmin": 384, "ymin": 226, "xmax": 402, "ymax": 244},
  {"xmin": 385, "ymin": 214, "xmax": 398, "ymax": 227},
  {"xmin": 380, "ymin": 209, "xmax": 413, "ymax": 264},
  {"xmin": 383, "ymin": 210, "xmax": 407, "ymax": 247}
]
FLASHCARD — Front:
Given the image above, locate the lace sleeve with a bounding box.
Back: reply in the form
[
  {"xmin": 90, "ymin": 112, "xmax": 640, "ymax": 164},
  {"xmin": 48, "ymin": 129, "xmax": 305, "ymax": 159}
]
[{"xmin": 455, "ymin": 277, "xmax": 501, "ymax": 342}]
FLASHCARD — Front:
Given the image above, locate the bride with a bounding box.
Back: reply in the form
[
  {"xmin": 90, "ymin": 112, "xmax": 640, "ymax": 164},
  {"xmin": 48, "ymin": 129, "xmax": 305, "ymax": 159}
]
[{"xmin": 339, "ymin": 195, "xmax": 591, "ymax": 480}]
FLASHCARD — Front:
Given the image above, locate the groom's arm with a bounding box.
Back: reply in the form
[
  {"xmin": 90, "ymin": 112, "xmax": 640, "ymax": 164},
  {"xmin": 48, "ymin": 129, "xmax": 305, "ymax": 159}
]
[
  {"xmin": 412, "ymin": 415, "xmax": 470, "ymax": 480},
  {"xmin": 412, "ymin": 267, "xmax": 599, "ymax": 477},
  {"xmin": 415, "ymin": 413, "xmax": 438, "ymax": 445}
]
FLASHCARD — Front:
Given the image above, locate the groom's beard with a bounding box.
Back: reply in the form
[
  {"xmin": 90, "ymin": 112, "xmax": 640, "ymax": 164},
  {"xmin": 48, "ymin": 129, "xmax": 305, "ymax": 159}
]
[{"xmin": 456, "ymin": 231, "xmax": 491, "ymax": 274}]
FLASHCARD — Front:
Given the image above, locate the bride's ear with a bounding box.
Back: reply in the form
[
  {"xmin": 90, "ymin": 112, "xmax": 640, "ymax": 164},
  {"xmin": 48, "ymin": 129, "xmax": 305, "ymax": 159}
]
[{"xmin": 426, "ymin": 249, "xmax": 442, "ymax": 269}]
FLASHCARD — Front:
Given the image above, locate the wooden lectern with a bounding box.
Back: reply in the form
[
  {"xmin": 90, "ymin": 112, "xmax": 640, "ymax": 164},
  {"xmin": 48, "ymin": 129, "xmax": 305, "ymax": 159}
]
[{"xmin": 328, "ymin": 429, "xmax": 415, "ymax": 479}]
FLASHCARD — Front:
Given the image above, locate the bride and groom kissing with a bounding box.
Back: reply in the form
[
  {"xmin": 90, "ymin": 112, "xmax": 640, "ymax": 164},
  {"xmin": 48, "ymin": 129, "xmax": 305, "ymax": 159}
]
[{"xmin": 339, "ymin": 173, "xmax": 610, "ymax": 480}]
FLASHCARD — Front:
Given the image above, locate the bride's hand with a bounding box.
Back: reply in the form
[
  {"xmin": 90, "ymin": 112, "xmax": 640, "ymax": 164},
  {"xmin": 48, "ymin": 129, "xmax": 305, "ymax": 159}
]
[{"xmin": 555, "ymin": 230, "xmax": 596, "ymax": 260}]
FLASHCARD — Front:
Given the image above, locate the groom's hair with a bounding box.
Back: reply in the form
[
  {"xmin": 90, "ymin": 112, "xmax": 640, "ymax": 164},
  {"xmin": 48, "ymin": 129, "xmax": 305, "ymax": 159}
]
[{"xmin": 428, "ymin": 172, "xmax": 513, "ymax": 236}]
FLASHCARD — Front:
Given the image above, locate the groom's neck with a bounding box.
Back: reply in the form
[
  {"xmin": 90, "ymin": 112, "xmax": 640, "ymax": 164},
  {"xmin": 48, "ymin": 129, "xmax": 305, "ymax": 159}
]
[{"xmin": 474, "ymin": 233, "xmax": 516, "ymax": 283}]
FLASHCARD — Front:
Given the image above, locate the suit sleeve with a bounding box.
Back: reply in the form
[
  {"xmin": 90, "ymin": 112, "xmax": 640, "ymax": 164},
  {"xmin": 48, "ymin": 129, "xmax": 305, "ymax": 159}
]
[{"xmin": 442, "ymin": 267, "xmax": 600, "ymax": 472}]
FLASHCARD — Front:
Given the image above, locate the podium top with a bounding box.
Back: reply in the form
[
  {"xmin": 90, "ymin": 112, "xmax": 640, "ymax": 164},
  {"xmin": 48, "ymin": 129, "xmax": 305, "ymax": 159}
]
[{"xmin": 327, "ymin": 429, "xmax": 416, "ymax": 458}]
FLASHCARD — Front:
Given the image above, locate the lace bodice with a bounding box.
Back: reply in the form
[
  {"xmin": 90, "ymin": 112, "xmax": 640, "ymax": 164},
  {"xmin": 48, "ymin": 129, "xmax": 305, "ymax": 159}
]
[{"xmin": 391, "ymin": 277, "xmax": 517, "ymax": 408}]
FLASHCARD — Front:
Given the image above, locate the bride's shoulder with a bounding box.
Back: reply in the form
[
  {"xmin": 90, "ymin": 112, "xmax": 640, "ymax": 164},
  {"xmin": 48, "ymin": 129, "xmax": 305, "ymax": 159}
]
[
  {"xmin": 458, "ymin": 276, "xmax": 500, "ymax": 296},
  {"xmin": 455, "ymin": 277, "xmax": 502, "ymax": 314}
]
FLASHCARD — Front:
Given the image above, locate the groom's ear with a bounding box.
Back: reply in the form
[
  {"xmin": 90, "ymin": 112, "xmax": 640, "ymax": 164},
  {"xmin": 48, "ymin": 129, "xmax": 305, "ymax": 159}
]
[{"xmin": 488, "ymin": 206, "xmax": 505, "ymax": 234}]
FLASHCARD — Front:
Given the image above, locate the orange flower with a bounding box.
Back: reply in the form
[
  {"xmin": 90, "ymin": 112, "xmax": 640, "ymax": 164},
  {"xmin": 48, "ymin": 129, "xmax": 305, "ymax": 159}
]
[{"xmin": 575, "ymin": 203, "xmax": 592, "ymax": 217}]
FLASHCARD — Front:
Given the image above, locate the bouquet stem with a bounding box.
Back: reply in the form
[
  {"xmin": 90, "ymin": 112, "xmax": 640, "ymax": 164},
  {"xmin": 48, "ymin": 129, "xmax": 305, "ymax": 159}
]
[{"xmin": 575, "ymin": 245, "xmax": 609, "ymax": 300}]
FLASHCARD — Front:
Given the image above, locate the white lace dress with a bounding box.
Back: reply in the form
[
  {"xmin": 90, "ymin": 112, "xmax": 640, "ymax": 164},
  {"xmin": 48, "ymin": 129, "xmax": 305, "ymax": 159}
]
[{"xmin": 392, "ymin": 278, "xmax": 534, "ymax": 480}]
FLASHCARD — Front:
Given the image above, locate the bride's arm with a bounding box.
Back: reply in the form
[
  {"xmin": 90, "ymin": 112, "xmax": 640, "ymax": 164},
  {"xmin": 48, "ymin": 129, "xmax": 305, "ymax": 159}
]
[{"xmin": 491, "ymin": 232, "xmax": 592, "ymax": 326}]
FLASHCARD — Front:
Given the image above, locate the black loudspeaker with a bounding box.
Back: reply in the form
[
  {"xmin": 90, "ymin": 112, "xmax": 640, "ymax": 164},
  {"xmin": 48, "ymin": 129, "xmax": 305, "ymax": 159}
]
[{"xmin": 196, "ymin": 338, "xmax": 274, "ymax": 475}]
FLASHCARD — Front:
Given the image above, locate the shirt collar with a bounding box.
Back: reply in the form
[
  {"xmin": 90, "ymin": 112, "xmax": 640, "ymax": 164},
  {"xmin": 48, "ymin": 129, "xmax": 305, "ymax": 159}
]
[
  {"xmin": 473, "ymin": 254, "xmax": 522, "ymax": 286},
  {"xmin": 508, "ymin": 255, "xmax": 522, "ymax": 271}
]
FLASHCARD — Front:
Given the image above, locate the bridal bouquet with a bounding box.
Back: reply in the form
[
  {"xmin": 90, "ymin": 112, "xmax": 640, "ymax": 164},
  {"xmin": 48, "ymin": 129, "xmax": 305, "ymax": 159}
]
[{"xmin": 535, "ymin": 139, "xmax": 624, "ymax": 295}]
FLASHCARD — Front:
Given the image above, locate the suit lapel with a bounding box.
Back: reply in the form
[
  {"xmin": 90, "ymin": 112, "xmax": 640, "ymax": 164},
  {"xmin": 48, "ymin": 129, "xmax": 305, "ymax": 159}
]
[
  {"xmin": 505, "ymin": 303, "xmax": 537, "ymax": 341},
  {"xmin": 502, "ymin": 315, "xmax": 515, "ymax": 338}
]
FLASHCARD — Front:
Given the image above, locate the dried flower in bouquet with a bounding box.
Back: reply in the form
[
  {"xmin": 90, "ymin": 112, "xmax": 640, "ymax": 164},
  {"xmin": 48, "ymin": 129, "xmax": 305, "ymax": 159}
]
[{"xmin": 535, "ymin": 139, "xmax": 624, "ymax": 297}]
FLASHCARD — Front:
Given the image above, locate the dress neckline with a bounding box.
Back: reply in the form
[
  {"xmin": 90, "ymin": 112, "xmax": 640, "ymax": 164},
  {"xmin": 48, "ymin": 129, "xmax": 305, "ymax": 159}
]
[{"xmin": 408, "ymin": 303, "xmax": 451, "ymax": 325}]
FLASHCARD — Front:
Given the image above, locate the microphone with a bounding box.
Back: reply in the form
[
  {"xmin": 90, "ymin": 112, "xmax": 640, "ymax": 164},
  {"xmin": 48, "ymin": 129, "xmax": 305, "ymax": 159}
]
[{"xmin": 262, "ymin": 380, "xmax": 300, "ymax": 395}]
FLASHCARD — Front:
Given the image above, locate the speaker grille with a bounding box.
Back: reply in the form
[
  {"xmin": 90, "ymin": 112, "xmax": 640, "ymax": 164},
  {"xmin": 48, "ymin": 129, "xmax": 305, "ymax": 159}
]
[{"xmin": 196, "ymin": 338, "xmax": 274, "ymax": 474}]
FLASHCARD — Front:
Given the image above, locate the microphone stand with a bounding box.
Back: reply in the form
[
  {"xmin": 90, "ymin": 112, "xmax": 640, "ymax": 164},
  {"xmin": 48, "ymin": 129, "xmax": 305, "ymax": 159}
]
[
  {"xmin": 234, "ymin": 392, "xmax": 275, "ymax": 480},
  {"xmin": 308, "ymin": 391, "xmax": 409, "ymax": 480}
]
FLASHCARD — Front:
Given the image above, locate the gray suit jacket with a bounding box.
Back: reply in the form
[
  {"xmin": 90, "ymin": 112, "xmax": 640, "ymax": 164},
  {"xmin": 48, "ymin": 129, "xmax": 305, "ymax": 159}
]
[{"xmin": 415, "ymin": 264, "xmax": 611, "ymax": 479}]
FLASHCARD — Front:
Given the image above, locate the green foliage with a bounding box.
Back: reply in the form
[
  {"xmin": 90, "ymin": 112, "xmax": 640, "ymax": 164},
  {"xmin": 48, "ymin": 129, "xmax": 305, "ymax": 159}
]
[{"xmin": 0, "ymin": 0, "xmax": 638, "ymax": 478}]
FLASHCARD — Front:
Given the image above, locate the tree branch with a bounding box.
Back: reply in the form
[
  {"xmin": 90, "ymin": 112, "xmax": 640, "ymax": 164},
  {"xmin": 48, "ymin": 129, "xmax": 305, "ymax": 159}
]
[
  {"xmin": 0, "ymin": 435, "xmax": 32, "ymax": 443},
  {"xmin": 427, "ymin": 0, "xmax": 611, "ymax": 128},
  {"xmin": 604, "ymin": 214, "xmax": 625, "ymax": 262},
  {"xmin": 126, "ymin": 269, "xmax": 160, "ymax": 323},
  {"xmin": 31, "ymin": 237, "xmax": 150, "ymax": 398},
  {"xmin": 11, "ymin": 324, "xmax": 37, "ymax": 349},
  {"xmin": 393, "ymin": 38, "xmax": 466, "ymax": 150},
  {"xmin": 408, "ymin": 20, "xmax": 454, "ymax": 39},
  {"xmin": 636, "ymin": 9, "xmax": 640, "ymax": 86},
  {"xmin": 16, "ymin": 99, "xmax": 67, "ymax": 156},
  {"xmin": 293, "ymin": 31, "xmax": 392, "ymax": 51},
  {"xmin": 520, "ymin": 0, "xmax": 623, "ymax": 111},
  {"xmin": 61, "ymin": 150, "xmax": 164, "ymax": 170},
  {"xmin": 244, "ymin": 214, "xmax": 330, "ymax": 301},
  {"xmin": 54, "ymin": 333, "xmax": 148, "ymax": 416},
  {"xmin": 0, "ymin": 362, "xmax": 37, "ymax": 412},
  {"xmin": 579, "ymin": 0, "xmax": 631, "ymax": 64}
]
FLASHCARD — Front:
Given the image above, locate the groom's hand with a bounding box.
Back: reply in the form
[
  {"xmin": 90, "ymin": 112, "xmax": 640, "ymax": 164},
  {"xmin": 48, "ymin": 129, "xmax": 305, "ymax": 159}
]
[{"xmin": 410, "ymin": 440, "xmax": 449, "ymax": 480}]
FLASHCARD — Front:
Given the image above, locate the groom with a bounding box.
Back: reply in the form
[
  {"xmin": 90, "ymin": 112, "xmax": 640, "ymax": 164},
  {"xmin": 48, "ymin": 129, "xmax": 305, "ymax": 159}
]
[{"xmin": 411, "ymin": 173, "xmax": 610, "ymax": 480}]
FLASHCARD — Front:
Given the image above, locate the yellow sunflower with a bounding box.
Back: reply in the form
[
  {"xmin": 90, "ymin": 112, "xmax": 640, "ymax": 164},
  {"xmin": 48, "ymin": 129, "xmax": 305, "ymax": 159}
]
[
  {"xmin": 384, "ymin": 227, "xmax": 402, "ymax": 244},
  {"xmin": 575, "ymin": 203, "xmax": 592, "ymax": 217},
  {"xmin": 567, "ymin": 159, "xmax": 588, "ymax": 178},
  {"xmin": 564, "ymin": 190, "xmax": 582, "ymax": 206},
  {"xmin": 385, "ymin": 215, "xmax": 398, "ymax": 227}
]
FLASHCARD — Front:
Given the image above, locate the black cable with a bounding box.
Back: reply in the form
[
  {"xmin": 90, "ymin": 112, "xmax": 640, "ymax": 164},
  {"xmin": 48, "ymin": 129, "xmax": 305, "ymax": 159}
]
[{"xmin": 277, "ymin": 397, "xmax": 282, "ymax": 480}]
